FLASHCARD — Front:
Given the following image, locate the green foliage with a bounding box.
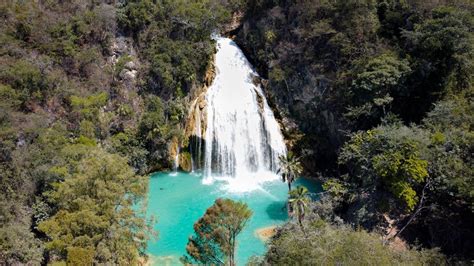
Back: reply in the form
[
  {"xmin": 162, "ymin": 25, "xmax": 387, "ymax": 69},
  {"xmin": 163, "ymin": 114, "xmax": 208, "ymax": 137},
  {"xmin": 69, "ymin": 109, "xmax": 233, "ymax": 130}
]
[
  {"xmin": 335, "ymin": 88, "xmax": 473, "ymax": 255},
  {"xmin": 70, "ymin": 92, "xmax": 108, "ymax": 110},
  {"xmin": 423, "ymin": 92, "xmax": 474, "ymax": 209},
  {"xmin": 0, "ymin": 60, "xmax": 47, "ymax": 104},
  {"xmin": 117, "ymin": 0, "xmax": 236, "ymax": 98},
  {"xmin": 265, "ymin": 221, "xmax": 445, "ymax": 265},
  {"xmin": 0, "ymin": 224, "xmax": 44, "ymax": 264},
  {"xmin": 0, "ymin": 116, "xmax": 55, "ymax": 265},
  {"xmin": 79, "ymin": 120, "xmax": 95, "ymax": 139},
  {"xmin": 372, "ymin": 142, "xmax": 428, "ymax": 210},
  {"xmin": 182, "ymin": 198, "xmax": 252, "ymax": 265},
  {"xmin": 38, "ymin": 148, "xmax": 153, "ymax": 265},
  {"xmin": 138, "ymin": 96, "xmax": 168, "ymax": 148},
  {"xmin": 108, "ymin": 130, "xmax": 149, "ymax": 174},
  {"xmin": 44, "ymin": 5, "xmax": 114, "ymax": 59},
  {"xmin": 340, "ymin": 125, "xmax": 429, "ymax": 210},
  {"xmin": 238, "ymin": 0, "xmax": 474, "ymax": 178},
  {"xmin": 277, "ymin": 152, "xmax": 303, "ymax": 191},
  {"xmin": 136, "ymin": 95, "xmax": 185, "ymax": 170},
  {"xmin": 0, "ymin": 84, "xmax": 22, "ymax": 109},
  {"xmin": 346, "ymin": 53, "xmax": 411, "ymax": 127},
  {"xmin": 288, "ymin": 186, "xmax": 310, "ymax": 232},
  {"xmin": 114, "ymin": 55, "xmax": 133, "ymax": 78},
  {"xmin": 403, "ymin": 6, "xmax": 473, "ymax": 90},
  {"xmin": 117, "ymin": 103, "xmax": 133, "ymax": 118},
  {"xmin": 0, "ymin": 1, "xmax": 161, "ymax": 264},
  {"xmin": 377, "ymin": 0, "xmax": 411, "ymax": 40},
  {"xmin": 75, "ymin": 135, "xmax": 97, "ymax": 146},
  {"xmin": 66, "ymin": 247, "xmax": 94, "ymax": 266},
  {"xmin": 141, "ymin": 33, "xmax": 213, "ymax": 97},
  {"xmin": 322, "ymin": 178, "xmax": 348, "ymax": 199},
  {"xmin": 70, "ymin": 92, "xmax": 108, "ymax": 121},
  {"xmin": 0, "ymin": 0, "xmax": 472, "ymax": 263},
  {"xmin": 117, "ymin": 0, "xmax": 160, "ymax": 33}
]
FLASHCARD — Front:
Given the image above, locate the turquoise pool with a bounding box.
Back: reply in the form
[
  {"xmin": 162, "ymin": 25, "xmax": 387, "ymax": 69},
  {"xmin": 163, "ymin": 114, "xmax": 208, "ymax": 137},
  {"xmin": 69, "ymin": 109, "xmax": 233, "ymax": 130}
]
[{"xmin": 146, "ymin": 171, "xmax": 320, "ymax": 265}]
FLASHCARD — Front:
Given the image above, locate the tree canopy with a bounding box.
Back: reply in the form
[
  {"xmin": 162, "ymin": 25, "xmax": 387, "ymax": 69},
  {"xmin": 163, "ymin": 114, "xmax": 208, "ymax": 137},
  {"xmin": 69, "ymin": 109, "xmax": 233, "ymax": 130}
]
[
  {"xmin": 182, "ymin": 198, "xmax": 252, "ymax": 266},
  {"xmin": 38, "ymin": 147, "xmax": 153, "ymax": 265}
]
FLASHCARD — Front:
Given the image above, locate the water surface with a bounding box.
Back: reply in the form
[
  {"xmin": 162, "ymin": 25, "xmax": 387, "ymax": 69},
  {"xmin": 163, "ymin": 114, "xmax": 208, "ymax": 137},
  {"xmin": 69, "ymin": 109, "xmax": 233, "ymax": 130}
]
[{"xmin": 146, "ymin": 171, "xmax": 321, "ymax": 265}]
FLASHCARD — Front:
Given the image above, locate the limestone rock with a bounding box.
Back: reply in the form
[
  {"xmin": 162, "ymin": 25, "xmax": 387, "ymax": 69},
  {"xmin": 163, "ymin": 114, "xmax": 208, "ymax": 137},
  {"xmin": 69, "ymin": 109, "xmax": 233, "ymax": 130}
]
[
  {"xmin": 179, "ymin": 152, "xmax": 192, "ymax": 172},
  {"xmin": 169, "ymin": 137, "xmax": 179, "ymax": 163},
  {"xmin": 124, "ymin": 60, "xmax": 136, "ymax": 70},
  {"xmin": 255, "ymin": 225, "xmax": 277, "ymax": 242},
  {"xmin": 223, "ymin": 11, "xmax": 244, "ymax": 35},
  {"xmin": 119, "ymin": 69, "xmax": 137, "ymax": 81}
]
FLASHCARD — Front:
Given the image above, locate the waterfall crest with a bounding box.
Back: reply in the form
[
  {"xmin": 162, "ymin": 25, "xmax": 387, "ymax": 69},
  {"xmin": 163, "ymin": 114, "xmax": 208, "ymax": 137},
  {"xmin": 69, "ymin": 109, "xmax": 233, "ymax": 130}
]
[{"xmin": 193, "ymin": 37, "xmax": 286, "ymax": 192}]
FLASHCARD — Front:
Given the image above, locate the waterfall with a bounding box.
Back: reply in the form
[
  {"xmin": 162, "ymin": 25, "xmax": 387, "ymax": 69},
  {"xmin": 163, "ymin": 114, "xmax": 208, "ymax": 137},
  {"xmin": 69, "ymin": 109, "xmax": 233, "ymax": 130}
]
[
  {"xmin": 173, "ymin": 145, "xmax": 180, "ymax": 173},
  {"xmin": 197, "ymin": 37, "xmax": 286, "ymax": 192},
  {"xmin": 193, "ymin": 104, "xmax": 202, "ymax": 172}
]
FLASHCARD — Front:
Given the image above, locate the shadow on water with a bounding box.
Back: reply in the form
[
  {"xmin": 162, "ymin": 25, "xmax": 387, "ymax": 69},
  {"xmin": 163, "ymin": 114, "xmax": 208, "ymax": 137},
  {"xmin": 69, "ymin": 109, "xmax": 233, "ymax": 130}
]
[
  {"xmin": 295, "ymin": 177, "xmax": 323, "ymax": 201},
  {"xmin": 265, "ymin": 201, "xmax": 288, "ymax": 221}
]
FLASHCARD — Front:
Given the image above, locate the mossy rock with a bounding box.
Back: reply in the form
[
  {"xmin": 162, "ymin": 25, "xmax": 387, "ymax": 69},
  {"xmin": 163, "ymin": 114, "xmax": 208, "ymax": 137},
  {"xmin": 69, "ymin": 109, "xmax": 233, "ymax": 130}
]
[{"xmin": 179, "ymin": 151, "xmax": 192, "ymax": 172}]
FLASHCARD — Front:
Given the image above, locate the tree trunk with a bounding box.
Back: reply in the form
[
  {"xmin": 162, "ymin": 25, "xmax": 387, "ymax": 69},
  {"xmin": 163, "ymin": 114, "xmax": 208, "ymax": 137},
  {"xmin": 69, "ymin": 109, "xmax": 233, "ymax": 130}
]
[
  {"xmin": 298, "ymin": 216, "xmax": 305, "ymax": 234},
  {"xmin": 383, "ymin": 180, "xmax": 431, "ymax": 245},
  {"xmin": 288, "ymin": 174, "xmax": 294, "ymax": 191},
  {"xmin": 298, "ymin": 204, "xmax": 306, "ymax": 235},
  {"xmin": 230, "ymin": 234, "xmax": 236, "ymax": 266}
]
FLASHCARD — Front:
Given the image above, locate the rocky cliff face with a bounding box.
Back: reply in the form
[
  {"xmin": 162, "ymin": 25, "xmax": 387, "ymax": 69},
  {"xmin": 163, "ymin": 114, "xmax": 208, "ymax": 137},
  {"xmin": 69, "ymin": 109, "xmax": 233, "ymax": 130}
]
[
  {"xmin": 233, "ymin": 8, "xmax": 346, "ymax": 174},
  {"xmin": 169, "ymin": 53, "xmax": 215, "ymax": 171}
]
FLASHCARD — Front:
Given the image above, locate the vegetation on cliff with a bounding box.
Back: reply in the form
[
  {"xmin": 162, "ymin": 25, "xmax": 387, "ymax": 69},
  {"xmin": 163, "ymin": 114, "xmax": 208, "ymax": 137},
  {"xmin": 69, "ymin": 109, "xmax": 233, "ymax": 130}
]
[
  {"xmin": 236, "ymin": 0, "xmax": 473, "ymax": 261},
  {"xmin": 0, "ymin": 0, "xmax": 239, "ymax": 264},
  {"xmin": 262, "ymin": 219, "xmax": 445, "ymax": 265},
  {"xmin": 0, "ymin": 0, "xmax": 472, "ymax": 264}
]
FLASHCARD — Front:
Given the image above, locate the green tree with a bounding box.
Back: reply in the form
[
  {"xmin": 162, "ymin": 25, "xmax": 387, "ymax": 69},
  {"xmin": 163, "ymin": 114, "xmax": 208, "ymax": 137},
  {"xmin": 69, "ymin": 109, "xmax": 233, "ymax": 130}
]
[
  {"xmin": 339, "ymin": 124, "xmax": 429, "ymax": 210},
  {"xmin": 38, "ymin": 148, "xmax": 154, "ymax": 265},
  {"xmin": 182, "ymin": 198, "xmax": 252, "ymax": 266},
  {"xmin": 423, "ymin": 94, "xmax": 474, "ymax": 208},
  {"xmin": 70, "ymin": 92, "xmax": 108, "ymax": 122},
  {"xmin": 288, "ymin": 186, "xmax": 310, "ymax": 233},
  {"xmin": 265, "ymin": 221, "xmax": 445, "ymax": 265},
  {"xmin": 278, "ymin": 152, "xmax": 303, "ymax": 191},
  {"xmin": 117, "ymin": 0, "xmax": 160, "ymax": 34},
  {"xmin": 346, "ymin": 53, "xmax": 411, "ymax": 128},
  {"xmin": 403, "ymin": 7, "xmax": 473, "ymax": 90}
]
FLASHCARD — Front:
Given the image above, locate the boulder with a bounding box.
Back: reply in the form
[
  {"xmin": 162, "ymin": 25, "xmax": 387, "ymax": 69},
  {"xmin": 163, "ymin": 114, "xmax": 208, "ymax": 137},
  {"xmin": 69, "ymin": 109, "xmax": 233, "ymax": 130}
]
[{"xmin": 124, "ymin": 60, "xmax": 136, "ymax": 70}]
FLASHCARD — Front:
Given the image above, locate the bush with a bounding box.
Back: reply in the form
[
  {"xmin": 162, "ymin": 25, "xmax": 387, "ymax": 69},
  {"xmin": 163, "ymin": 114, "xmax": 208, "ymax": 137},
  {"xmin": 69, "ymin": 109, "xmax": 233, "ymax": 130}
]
[{"xmin": 265, "ymin": 221, "xmax": 445, "ymax": 265}]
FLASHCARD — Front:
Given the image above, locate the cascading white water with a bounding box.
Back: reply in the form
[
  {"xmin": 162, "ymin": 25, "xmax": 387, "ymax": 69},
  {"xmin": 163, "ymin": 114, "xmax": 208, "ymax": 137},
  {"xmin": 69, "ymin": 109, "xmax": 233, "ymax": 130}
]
[
  {"xmin": 199, "ymin": 37, "xmax": 287, "ymax": 192},
  {"xmin": 171, "ymin": 145, "xmax": 180, "ymax": 176}
]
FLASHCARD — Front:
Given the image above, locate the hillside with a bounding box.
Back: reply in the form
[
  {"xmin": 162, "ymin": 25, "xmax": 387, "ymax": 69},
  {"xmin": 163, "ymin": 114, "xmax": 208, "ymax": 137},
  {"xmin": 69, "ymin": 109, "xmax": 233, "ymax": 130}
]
[{"xmin": 0, "ymin": 0, "xmax": 472, "ymax": 264}]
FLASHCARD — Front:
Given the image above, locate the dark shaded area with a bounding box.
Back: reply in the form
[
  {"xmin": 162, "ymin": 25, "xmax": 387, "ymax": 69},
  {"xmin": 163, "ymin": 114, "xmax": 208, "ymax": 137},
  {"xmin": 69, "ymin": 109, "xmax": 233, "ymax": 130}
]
[
  {"xmin": 235, "ymin": 0, "xmax": 474, "ymax": 262},
  {"xmin": 265, "ymin": 201, "xmax": 288, "ymax": 221}
]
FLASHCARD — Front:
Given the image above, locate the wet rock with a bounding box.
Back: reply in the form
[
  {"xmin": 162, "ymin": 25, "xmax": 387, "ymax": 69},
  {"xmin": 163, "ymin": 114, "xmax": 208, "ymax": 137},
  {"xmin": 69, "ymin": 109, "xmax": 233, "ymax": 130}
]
[
  {"xmin": 251, "ymin": 74, "xmax": 262, "ymax": 87},
  {"xmin": 255, "ymin": 89, "xmax": 265, "ymax": 114},
  {"xmin": 198, "ymin": 97, "xmax": 206, "ymax": 109},
  {"xmin": 179, "ymin": 152, "xmax": 192, "ymax": 172},
  {"xmin": 223, "ymin": 11, "xmax": 244, "ymax": 35},
  {"xmin": 169, "ymin": 137, "xmax": 179, "ymax": 163}
]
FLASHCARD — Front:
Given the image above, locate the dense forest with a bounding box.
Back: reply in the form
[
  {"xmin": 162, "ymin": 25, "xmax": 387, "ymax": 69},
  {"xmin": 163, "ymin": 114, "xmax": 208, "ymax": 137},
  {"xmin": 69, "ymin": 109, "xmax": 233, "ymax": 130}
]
[{"xmin": 0, "ymin": 0, "xmax": 472, "ymax": 265}]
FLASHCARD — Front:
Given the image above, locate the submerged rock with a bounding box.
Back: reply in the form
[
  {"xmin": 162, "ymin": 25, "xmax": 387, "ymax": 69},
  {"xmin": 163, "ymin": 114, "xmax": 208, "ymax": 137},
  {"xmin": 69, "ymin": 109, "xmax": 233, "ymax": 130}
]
[{"xmin": 255, "ymin": 225, "xmax": 278, "ymax": 242}]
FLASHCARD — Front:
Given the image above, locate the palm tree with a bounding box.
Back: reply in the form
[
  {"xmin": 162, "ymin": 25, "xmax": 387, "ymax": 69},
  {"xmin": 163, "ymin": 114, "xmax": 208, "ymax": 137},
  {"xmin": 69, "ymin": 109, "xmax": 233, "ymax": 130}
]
[
  {"xmin": 277, "ymin": 152, "xmax": 303, "ymax": 191},
  {"xmin": 289, "ymin": 186, "xmax": 310, "ymax": 233}
]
